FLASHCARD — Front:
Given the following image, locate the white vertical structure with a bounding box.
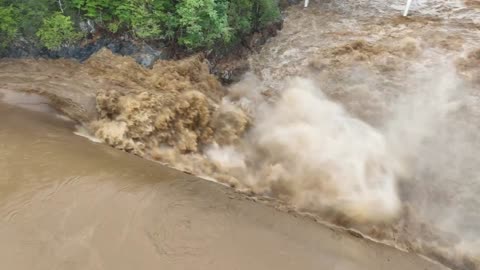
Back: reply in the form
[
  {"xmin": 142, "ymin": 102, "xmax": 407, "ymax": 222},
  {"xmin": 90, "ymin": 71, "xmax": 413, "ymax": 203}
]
[
  {"xmin": 304, "ymin": 0, "xmax": 310, "ymax": 8},
  {"xmin": 403, "ymin": 0, "xmax": 413, "ymax": 16}
]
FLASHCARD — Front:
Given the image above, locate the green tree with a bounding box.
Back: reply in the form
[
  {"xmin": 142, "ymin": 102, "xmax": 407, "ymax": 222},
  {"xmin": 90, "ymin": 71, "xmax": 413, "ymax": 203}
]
[
  {"xmin": 176, "ymin": 0, "xmax": 231, "ymax": 49},
  {"xmin": 70, "ymin": 0, "xmax": 168, "ymax": 39},
  {"xmin": 255, "ymin": 0, "xmax": 281, "ymax": 28},
  {"xmin": 8, "ymin": 0, "xmax": 56, "ymax": 38},
  {"xmin": 36, "ymin": 13, "xmax": 80, "ymax": 49},
  {"xmin": 1, "ymin": 0, "xmax": 283, "ymax": 52},
  {"xmin": 0, "ymin": 5, "xmax": 17, "ymax": 48},
  {"xmin": 228, "ymin": 0, "xmax": 254, "ymax": 36},
  {"xmin": 124, "ymin": 1, "xmax": 165, "ymax": 39}
]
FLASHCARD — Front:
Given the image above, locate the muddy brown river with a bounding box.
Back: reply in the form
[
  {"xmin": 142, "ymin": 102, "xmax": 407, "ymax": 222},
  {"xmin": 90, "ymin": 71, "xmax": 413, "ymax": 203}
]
[
  {"xmin": 0, "ymin": 104, "xmax": 446, "ymax": 270},
  {"xmin": 1, "ymin": 0, "xmax": 480, "ymax": 269}
]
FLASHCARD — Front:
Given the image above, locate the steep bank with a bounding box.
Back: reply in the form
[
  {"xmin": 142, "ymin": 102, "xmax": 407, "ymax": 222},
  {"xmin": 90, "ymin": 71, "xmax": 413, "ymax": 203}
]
[{"xmin": 0, "ymin": 0, "xmax": 294, "ymax": 78}]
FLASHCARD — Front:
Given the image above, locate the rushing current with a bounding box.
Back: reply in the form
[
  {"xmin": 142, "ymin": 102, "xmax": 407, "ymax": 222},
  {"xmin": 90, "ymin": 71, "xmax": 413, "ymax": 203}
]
[
  {"xmin": 246, "ymin": 1, "xmax": 480, "ymax": 268},
  {"xmin": 1, "ymin": 0, "xmax": 479, "ymax": 269}
]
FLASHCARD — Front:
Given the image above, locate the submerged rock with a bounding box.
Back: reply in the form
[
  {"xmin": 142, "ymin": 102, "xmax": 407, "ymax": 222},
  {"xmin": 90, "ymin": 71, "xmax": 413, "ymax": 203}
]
[{"xmin": 132, "ymin": 44, "xmax": 167, "ymax": 68}]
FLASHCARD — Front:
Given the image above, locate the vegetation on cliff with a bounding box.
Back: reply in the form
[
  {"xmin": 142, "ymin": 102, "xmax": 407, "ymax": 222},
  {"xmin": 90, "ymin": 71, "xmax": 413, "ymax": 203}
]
[{"xmin": 0, "ymin": 0, "xmax": 281, "ymax": 51}]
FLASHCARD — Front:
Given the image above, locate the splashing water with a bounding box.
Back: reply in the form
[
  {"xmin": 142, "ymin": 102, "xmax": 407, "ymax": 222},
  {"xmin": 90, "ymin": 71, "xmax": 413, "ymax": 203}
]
[
  {"xmin": 1, "ymin": 1, "xmax": 480, "ymax": 268},
  {"xmin": 207, "ymin": 65, "xmax": 478, "ymax": 268},
  {"xmin": 208, "ymin": 78, "xmax": 401, "ymax": 223}
]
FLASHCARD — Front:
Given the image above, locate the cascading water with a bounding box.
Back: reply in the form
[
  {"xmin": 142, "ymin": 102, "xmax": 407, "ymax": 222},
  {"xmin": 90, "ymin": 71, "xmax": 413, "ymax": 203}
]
[{"xmin": 1, "ymin": 0, "xmax": 479, "ymax": 268}]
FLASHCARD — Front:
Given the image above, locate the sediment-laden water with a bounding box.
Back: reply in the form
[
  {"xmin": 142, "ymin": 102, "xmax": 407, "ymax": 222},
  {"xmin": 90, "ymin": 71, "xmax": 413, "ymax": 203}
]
[{"xmin": 1, "ymin": 0, "xmax": 479, "ymax": 269}]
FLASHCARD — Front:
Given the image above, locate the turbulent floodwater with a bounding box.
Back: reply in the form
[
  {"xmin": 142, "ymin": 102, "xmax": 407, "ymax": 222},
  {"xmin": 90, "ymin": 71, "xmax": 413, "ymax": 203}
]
[
  {"xmin": 1, "ymin": 0, "xmax": 480, "ymax": 269},
  {"xmin": 2, "ymin": 104, "xmax": 446, "ymax": 270},
  {"xmin": 247, "ymin": 1, "xmax": 480, "ymax": 268}
]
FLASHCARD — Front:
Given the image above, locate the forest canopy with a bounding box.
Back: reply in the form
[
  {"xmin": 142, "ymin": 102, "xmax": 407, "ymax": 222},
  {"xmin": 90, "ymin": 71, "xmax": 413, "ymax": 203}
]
[{"xmin": 0, "ymin": 0, "xmax": 281, "ymax": 50}]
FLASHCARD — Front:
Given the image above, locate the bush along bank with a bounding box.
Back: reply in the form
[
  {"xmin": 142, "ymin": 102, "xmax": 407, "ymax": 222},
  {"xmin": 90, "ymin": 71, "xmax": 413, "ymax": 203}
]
[{"xmin": 0, "ymin": 0, "xmax": 297, "ymax": 73}]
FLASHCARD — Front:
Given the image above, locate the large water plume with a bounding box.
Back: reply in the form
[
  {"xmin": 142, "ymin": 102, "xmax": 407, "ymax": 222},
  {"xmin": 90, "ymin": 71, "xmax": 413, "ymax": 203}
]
[
  {"xmin": 208, "ymin": 78, "xmax": 401, "ymax": 223},
  {"xmin": 208, "ymin": 66, "xmax": 479, "ymax": 268}
]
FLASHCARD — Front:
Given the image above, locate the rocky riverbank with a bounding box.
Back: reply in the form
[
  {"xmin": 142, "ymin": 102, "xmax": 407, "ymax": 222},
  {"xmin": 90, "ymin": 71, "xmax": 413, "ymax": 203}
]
[{"xmin": 0, "ymin": 0, "xmax": 302, "ymax": 83}]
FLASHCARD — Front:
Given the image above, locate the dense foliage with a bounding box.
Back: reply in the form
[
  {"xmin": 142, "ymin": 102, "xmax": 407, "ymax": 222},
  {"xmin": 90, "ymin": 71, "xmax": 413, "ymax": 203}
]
[
  {"xmin": 36, "ymin": 13, "xmax": 80, "ymax": 49},
  {"xmin": 0, "ymin": 0, "xmax": 281, "ymax": 51},
  {"xmin": 0, "ymin": 5, "xmax": 17, "ymax": 48}
]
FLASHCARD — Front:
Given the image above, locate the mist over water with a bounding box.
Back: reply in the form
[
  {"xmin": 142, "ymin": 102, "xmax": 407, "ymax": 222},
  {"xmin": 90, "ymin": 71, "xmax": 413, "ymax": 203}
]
[
  {"xmin": 206, "ymin": 0, "xmax": 480, "ymax": 259},
  {"xmin": 384, "ymin": 69, "xmax": 480, "ymax": 260},
  {"xmin": 1, "ymin": 0, "xmax": 480, "ymax": 268},
  {"xmin": 208, "ymin": 78, "xmax": 401, "ymax": 223},
  {"xmin": 210, "ymin": 63, "xmax": 480, "ymax": 267}
]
